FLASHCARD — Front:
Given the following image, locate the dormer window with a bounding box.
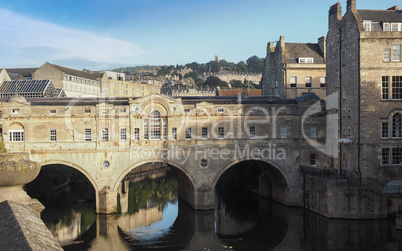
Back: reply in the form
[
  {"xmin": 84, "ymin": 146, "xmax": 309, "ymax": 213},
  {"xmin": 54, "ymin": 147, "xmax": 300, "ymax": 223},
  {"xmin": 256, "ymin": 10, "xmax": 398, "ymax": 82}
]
[
  {"xmin": 363, "ymin": 20, "xmax": 372, "ymax": 31},
  {"xmin": 298, "ymin": 58, "xmax": 314, "ymax": 64},
  {"xmin": 383, "ymin": 22, "xmax": 391, "ymax": 31}
]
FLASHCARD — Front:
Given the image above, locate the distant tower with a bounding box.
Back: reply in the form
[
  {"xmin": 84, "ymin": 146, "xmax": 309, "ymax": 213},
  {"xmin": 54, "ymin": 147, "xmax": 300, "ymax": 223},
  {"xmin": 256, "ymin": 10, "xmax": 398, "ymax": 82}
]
[{"xmin": 215, "ymin": 55, "xmax": 219, "ymax": 64}]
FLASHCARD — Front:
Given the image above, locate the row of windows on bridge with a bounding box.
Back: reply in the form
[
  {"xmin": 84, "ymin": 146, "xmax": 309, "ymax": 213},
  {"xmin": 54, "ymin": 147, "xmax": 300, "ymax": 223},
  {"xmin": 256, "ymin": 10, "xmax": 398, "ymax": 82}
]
[{"xmin": 8, "ymin": 126, "xmax": 320, "ymax": 142}]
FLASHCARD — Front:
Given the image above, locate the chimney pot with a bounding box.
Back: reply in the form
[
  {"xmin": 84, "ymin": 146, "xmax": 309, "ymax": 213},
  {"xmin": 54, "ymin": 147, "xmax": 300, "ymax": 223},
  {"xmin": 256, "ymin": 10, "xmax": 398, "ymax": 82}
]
[{"xmin": 387, "ymin": 6, "xmax": 399, "ymax": 10}]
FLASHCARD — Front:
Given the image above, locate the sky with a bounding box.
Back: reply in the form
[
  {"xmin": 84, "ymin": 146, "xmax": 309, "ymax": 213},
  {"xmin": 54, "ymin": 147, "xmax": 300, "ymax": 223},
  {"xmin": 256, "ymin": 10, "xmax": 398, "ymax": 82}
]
[{"xmin": 0, "ymin": 0, "xmax": 399, "ymax": 70}]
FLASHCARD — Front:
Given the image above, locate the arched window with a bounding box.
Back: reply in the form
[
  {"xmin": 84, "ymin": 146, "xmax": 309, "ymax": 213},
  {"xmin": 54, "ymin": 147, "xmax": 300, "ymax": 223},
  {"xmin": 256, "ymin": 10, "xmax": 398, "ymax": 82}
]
[
  {"xmin": 9, "ymin": 122, "xmax": 24, "ymax": 142},
  {"xmin": 393, "ymin": 113, "xmax": 401, "ymax": 138},
  {"xmin": 150, "ymin": 110, "xmax": 161, "ymax": 140}
]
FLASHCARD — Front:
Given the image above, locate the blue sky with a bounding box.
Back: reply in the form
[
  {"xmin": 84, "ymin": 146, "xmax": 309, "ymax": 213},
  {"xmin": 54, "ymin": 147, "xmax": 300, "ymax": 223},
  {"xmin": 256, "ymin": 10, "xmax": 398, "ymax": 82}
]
[{"xmin": 0, "ymin": 0, "xmax": 398, "ymax": 70}]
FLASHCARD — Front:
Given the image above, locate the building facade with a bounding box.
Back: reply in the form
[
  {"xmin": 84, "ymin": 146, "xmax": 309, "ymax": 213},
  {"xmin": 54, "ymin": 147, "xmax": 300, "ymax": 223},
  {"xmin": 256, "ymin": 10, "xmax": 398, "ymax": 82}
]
[
  {"xmin": 33, "ymin": 63, "xmax": 102, "ymax": 97},
  {"xmin": 326, "ymin": 0, "xmax": 402, "ymax": 181},
  {"xmin": 103, "ymin": 71, "xmax": 161, "ymax": 97},
  {"xmin": 262, "ymin": 36, "xmax": 327, "ymax": 100}
]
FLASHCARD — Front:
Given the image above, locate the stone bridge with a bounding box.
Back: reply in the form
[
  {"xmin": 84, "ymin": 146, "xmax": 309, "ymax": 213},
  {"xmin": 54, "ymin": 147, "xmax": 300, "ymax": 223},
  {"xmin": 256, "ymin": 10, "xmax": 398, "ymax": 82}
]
[{"xmin": 1, "ymin": 94, "xmax": 327, "ymax": 213}]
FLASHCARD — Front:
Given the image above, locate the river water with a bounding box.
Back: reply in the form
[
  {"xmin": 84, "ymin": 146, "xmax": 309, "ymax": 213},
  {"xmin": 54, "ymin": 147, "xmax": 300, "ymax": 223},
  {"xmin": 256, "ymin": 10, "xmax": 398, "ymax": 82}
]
[{"xmin": 40, "ymin": 169, "xmax": 402, "ymax": 251}]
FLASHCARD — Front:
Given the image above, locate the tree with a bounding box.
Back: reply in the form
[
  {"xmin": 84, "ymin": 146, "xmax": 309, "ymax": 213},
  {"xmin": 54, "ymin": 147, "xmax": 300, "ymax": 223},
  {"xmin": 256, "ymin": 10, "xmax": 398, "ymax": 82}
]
[
  {"xmin": 184, "ymin": 71, "xmax": 203, "ymax": 85},
  {"xmin": 229, "ymin": 80, "xmax": 243, "ymax": 88},
  {"xmin": 246, "ymin": 55, "xmax": 264, "ymax": 73},
  {"xmin": 235, "ymin": 61, "xmax": 248, "ymax": 73},
  {"xmin": 204, "ymin": 76, "xmax": 229, "ymax": 88}
]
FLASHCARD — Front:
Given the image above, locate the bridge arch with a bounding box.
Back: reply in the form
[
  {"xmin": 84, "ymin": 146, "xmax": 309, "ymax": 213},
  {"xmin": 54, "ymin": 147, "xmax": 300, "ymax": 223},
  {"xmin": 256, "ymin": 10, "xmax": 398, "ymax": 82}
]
[
  {"xmin": 112, "ymin": 159, "xmax": 197, "ymax": 208},
  {"xmin": 39, "ymin": 160, "xmax": 100, "ymax": 192},
  {"xmin": 213, "ymin": 159, "xmax": 291, "ymax": 202},
  {"xmin": 213, "ymin": 159, "xmax": 290, "ymax": 189}
]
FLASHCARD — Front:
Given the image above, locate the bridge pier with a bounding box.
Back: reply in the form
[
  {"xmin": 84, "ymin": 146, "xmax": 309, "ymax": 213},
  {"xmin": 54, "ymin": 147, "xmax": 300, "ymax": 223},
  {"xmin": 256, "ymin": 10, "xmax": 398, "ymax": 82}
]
[{"xmin": 97, "ymin": 187, "xmax": 118, "ymax": 214}]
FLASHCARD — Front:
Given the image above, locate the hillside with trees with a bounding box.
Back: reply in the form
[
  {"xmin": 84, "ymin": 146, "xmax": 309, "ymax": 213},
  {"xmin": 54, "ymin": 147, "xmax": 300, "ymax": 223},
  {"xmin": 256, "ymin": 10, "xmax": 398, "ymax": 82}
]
[{"xmin": 112, "ymin": 55, "xmax": 264, "ymax": 76}]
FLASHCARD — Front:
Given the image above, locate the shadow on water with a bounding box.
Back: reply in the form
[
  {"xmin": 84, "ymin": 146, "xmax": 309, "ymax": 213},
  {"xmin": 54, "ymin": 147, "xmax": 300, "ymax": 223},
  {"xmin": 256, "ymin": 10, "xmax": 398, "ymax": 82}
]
[{"xmin": 34, "ymin": 165, "xmax": 402, "ymax": 250}]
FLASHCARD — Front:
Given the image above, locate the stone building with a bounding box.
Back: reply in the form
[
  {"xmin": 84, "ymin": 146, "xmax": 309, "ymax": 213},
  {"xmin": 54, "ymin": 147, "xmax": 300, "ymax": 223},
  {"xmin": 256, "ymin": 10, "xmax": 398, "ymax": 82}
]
[
  {"xmin": 103, "ymin": 71, "xmax": 161, "ymax": 97},
  {"xmin": 326, "ymin": 0, "xmax": 402, "ymax": 181},
  {"xmin": 0, "ymin": 93, "xmax": 327, "ymax": 212},
  {"xmin": 33, "ymin": 62, "xmax": 102, "ymax": 97},
  {"xmin": 262, "ymin": 36, "xmax": 327, "ymax": 100}
]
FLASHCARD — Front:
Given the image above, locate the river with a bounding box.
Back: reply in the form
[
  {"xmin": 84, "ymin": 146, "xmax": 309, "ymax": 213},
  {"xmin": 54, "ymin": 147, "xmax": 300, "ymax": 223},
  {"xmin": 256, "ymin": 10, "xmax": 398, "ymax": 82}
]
[{"xmin": 39, "ymin": 169, "xmax": 402, "ymax": 250}]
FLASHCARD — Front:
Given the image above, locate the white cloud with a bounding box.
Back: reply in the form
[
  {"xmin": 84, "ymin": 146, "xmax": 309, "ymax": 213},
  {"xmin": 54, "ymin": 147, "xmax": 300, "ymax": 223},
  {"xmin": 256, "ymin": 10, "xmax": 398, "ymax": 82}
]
[{"xmin": 0, "ymin": 8, "xmax": 146, "ymax": 69}]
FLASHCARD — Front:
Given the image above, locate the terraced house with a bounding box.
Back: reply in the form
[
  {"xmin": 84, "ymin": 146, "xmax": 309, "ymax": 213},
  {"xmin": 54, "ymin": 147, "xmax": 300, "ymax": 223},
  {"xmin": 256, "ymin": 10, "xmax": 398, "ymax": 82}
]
[{"xmin": 326, "ymin": 0, "xmax": 402, "ymax": 180}]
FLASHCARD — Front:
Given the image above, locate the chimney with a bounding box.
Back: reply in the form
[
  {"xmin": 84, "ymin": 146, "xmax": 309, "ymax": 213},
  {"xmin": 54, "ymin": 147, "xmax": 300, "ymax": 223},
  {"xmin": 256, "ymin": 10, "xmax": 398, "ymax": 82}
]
[
  {"xmin": 388, "ymin": 6, "xmax": 399, "ymax": 10},
  {"xmin": 347, "ymin": 0, "xmax": 356, "ymax": 12},
  {"xmin": 329, "ymin": 2, "xmax": 342, "ymax": 21},
  {"xmin": 318, "ymin": 36, "xmax": 327, "ymax": 62}
]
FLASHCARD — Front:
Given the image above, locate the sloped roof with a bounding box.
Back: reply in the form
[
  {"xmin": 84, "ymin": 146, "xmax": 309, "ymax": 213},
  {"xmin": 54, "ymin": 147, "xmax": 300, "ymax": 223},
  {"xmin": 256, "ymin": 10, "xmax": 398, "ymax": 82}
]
[
  {"xmin": 0, "ymin": 80, "xmax": 52, "ymax": 94},
  {"xmin": 8, "ymin": 73, "xmax": 26, "ymax": 81},
  {"xmin": 6, "ymin": 68, "xmax": 38, "ymax": 78},
  {"xmin": 56, "ymin": 88, "xmax": 66, "ymax": 97},
  {"xmin": 285, "ymin": 43, "xmax": 324, "ymax": 62},
  {"xmin": 49, "ymin": 63, "xmax": 103, "ymax": 80},
  {"xmin": 358, "ymin": 10, "xmax": 402, "ymax": 22},
  {"xmin": 219, "ymin": 89, "xmax": 261, "ymax": 96}
]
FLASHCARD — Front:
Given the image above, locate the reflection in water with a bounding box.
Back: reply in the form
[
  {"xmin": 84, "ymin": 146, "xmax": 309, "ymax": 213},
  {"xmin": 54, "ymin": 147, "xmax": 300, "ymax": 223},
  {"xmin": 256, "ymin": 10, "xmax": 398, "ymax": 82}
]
[
  {"xmin": 41, "ymin": 203, "xmax": 96, "ymax": 247},
  {"xmin": 42, "ymin": 167, "xmax": 402, "ymax": 250}
]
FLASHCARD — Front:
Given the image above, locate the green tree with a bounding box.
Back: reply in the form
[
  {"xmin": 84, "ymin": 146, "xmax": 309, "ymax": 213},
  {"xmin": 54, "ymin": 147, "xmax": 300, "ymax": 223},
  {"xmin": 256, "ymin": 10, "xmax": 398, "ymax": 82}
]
[
  {"xmin": 229, "ymin": 80, "xmax": 243, "ymax": 88},
  {"xmin": 235, "ymin": 61, "xmax": 248, "ymax": 73},
  {"xmin": 246, "ymin": 55, "xmax": 264, "ymax": 73},
  {"xmin": 204, "ymin": 76, "xmax": 228, "ymax": 88}
]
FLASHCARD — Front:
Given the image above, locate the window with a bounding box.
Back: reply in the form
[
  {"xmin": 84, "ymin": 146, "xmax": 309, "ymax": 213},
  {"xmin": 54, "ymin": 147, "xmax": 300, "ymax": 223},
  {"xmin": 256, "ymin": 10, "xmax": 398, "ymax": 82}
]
[
  {"xmin": 172, "ymin": 128, "xmax": 177, "ymax": 140},
  {"xmin": 120, "ymin": 128, "xmax": 127, "ymax": 141},
  {"xmin": 184, "ymin": 108, "xmax": 190, "ymax": 113},
  {"xmin": 134, "ymin": 128, "xmax": 140, "ymax": 140},
  {"xmin": 150, "ymin": 110, "xmax": 161, "ymax": 140},
  {"xmin": 384, "ymin": 49, "xmax": 391, "ymax": 62},
  {"xmin": 382, "ymin": 122, "xmax": 389, "ymax": 138},
  {"xmin": 218, "ymin": 127, "xmax": 224, "ymax": 139},
  {"xmin": 382, "ymin": 76, "xmax": 402, "ymax": 100},
  {"xmin": 202, "ymin": 127, "xmax": 208, "ymax": 139},
  {"xmin": 393, "ymin": 45, "xmax": 401, "ymax": 61},
  {"xmin": 392, "ymin": 23, "xmax": 399, "ymax": 31},
  {"xmin": 310, "ymin": 154, "xmax": 316, "ymax": 166},
  {"xmin": 250, "ymin": 107, "xmax": 256, "ymax": 112},
  {"xmin": 393, "ymin": 113, "xmax": 401, "ymax": 138},
  {"xmin": 85, "ymin": 129, "xmax": 91, "ymax": 141},
  {"xmin": 120, "ymin": 108, "xmax": 127, "ymax": 113},
  {"xmin": 50, "ymin": 129, "xmax": 57, "ymax": 142},
  {"xmin": 363, "ymin": 20, "xmax": 371, "ymax": 31},
  {"xmin": 298, "ymin": 58, "xmax": 314, "ymax": 63},
  {"xmin": 392, "ymin": 148, "xmax": 402, "ymax": 165},
  {"xmin": 12, "ymin": 109, "xmax": 20, "ymax": 114},
  {"xmin": 185, "ymin": 128, "xmax": 191, "ymax": 140},
  {"xmin": 9, "ymin": 130, "xmax": 24, "ymax": 142},
  {"xmin": 49, "ymin": 110, "xmax": 56, "ymax": 114},
  {"xmin": 163, "ymin": 118, "xmax": 168, "ymax": 140},
  {"xmin": 217, "ymin": 108, "xmax": 224, "ymax": 113},
  {"xmin": 392, "ymin": 76, "xmax": 402, "ymax": 99},
  {"xmin": 290, "ymin": 77, "xmax": 297, "ymax": 88},
  {"xmin": 383, "ymin": 22, "xmax": 390, "ymax": 31},
  {"xmin": 382, "ymin": 76, "xmax": 389, "ymax": 100},
  {"xmin": 382, "ymin": 148, "xmax": 390, "ymax": 165},
  {"xmin": 102, "ymin": 128, "xmax": 109, "ymax": 141},
  {"xmin": 305, "ymin": 77, "xmax": 312, "ymax": 88},
  {"xmin": 310, "ymin": 127, "xmax": 317, "ymax": 139},
  {"xmin": 280, "ymin": 127, "xmax": 287, "ymax": 139},
  {"xmin": 250, "ymin": 126, "xmax": 256, "ymax": 139},
  {"xmin": 320, "ymin": 77, "xmax": 326, "ymax": 88}
]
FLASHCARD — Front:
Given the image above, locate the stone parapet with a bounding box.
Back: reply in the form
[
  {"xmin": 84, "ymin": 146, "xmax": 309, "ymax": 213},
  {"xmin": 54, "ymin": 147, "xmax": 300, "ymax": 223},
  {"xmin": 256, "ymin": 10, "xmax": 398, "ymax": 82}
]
[{"xmin": 0, "ymin": 200, "xmax": 62, "ymax": 250}]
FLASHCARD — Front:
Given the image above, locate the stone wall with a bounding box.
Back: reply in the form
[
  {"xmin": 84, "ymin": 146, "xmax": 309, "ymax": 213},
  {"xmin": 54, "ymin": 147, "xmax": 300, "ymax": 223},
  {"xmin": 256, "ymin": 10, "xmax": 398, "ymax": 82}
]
[
  {"xmin": 0, "ymin": 200, "xmax": 62, "ymax": 250},
  {"xmin": 303, "ymin": 175, "xmax": 387, "ymax": 219}
]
